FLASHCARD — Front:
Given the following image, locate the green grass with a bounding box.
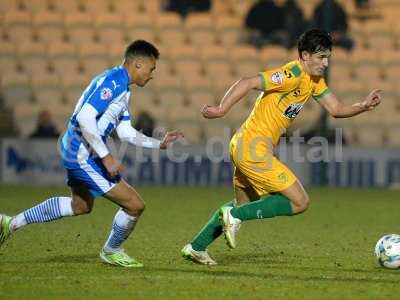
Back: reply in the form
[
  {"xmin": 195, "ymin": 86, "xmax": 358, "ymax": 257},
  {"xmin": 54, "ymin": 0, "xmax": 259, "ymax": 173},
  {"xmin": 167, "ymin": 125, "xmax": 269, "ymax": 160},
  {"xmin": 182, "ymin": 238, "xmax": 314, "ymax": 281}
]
[{"xmin": 0, "ymin": 185, "xmax": 400, "ymax": 299}]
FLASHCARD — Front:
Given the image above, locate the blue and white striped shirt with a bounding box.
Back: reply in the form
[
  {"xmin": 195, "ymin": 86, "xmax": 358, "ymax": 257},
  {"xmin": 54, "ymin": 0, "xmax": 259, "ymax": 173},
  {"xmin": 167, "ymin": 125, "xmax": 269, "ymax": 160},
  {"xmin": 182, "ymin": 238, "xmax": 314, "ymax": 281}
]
[{"xmin": 61, "ymin": 66, "xmax": 132, "ymax": 169}]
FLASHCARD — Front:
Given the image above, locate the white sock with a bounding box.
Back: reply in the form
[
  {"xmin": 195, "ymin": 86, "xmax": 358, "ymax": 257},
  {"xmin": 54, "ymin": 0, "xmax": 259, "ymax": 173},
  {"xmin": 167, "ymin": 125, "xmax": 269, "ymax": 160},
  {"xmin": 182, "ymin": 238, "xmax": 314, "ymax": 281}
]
[
  {"xmin": 10, "ymin": 196, "xmax": 74, "ymax": 231},
  {"xmin": 58, "ymin": 197, "xmax": 74, "ymax": 216},
  {"xmin": 103, "ymin": 208, "xmax": 138, "ymax": 253}
]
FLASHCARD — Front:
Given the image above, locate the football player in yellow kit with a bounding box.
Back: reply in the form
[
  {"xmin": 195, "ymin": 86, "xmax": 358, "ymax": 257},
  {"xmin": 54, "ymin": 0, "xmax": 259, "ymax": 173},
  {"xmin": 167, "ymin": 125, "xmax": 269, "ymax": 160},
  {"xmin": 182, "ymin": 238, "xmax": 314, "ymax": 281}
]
[{"xmin": 181, "ymin": 29, "xmax": 381, "ymax": 265}]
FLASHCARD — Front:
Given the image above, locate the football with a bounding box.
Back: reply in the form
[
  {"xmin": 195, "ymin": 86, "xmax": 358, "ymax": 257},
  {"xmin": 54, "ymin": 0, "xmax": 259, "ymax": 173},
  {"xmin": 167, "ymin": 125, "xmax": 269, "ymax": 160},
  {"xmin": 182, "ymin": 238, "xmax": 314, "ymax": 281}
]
[{"xmin": 375, "ymin": 234, "xmax": 400, "ymax": 269}]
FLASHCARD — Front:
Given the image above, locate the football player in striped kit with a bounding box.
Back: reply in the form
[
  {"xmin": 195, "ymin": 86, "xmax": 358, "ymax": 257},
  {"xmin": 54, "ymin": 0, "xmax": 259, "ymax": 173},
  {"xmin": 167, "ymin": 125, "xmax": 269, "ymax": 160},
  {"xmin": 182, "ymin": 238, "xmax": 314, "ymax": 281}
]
[{"xmin": 0, "ymin": 40, "xmax": 183, "ymax": 268}]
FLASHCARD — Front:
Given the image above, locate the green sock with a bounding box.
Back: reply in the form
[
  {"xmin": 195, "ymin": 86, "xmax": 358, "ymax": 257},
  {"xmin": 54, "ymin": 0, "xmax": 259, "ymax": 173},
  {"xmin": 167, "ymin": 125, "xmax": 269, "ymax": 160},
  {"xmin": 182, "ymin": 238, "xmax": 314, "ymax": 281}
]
[
  {"xmin": 191, "ymin": 201, "xmax": 233, "ymax": 251},
  {"xmin": 230, "ymin": 194, "xmax": 293, "ymax": 221}
]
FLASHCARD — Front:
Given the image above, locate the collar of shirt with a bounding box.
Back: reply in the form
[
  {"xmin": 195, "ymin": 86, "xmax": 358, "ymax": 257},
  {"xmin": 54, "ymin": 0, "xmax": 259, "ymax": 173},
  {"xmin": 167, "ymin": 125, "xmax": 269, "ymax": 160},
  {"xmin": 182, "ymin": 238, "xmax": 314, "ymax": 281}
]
[{"xmin": 120, "ymin": 65, "xmax": 131, "ymax": 87}]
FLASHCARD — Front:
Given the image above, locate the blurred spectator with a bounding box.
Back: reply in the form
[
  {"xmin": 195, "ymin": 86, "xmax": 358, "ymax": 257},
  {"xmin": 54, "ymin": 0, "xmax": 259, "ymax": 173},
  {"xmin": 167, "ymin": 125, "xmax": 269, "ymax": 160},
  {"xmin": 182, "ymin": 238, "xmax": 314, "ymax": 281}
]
[
  {"xmin": 355, "ymin": 0, "xmax": 372, "ymax": 9},
  {"xmin": 352, "ymin": 0, "xmax": 380, "ymax": 21},
  {"xmin": 281, "ymin": 0, "xmax": 307, "ymax": 48},
  {"xmin": 29, "ymin": 109, "xmax": 59, "ymax": 139},
  {"xmin": 164, "ymin": 0, "xmax": 211, "ymax": 18},
  {"xmin": 134, "ymin": 111, "xmax": 155, "ymax": 137},
  {"xmin": 244, "ymin": 0, "xmax": 286, "ymax": 48},
  {"xmin": 0, "ymin": 95, "xmax": 19, "ymax": 137},
  {"xmin": 312, "ymin": 0, "xmax": 354, "ymax": 51}
]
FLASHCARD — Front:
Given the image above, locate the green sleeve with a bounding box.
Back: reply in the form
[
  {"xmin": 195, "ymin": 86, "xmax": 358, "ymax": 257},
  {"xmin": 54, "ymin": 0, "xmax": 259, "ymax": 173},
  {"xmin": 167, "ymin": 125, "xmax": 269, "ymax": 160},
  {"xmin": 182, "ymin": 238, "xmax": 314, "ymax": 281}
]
[
  {"xmin": 313, "ymin": 88, "xmax": 331, "ymax": 101},
  {"xmin": 258, "ymin": 73, "xmax": 267, "ymax": 91}
]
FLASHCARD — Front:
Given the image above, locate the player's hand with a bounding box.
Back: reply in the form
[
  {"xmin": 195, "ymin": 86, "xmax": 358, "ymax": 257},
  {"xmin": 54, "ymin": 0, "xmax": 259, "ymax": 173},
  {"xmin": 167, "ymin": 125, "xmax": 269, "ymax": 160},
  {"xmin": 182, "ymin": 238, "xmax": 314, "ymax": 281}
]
[
  {"xmin": 201, "ymin": 104, "xmax": 225, "ymax": 119},
  {"xmin": 160, "ymin": 130, "xmax": 184, "ymax": 149},
  {"xmin": 102, "ymin": 154, "xmax": 124, "ymax": 177},
  {"xmin": 359, "ymin": 89, "xmax": 382, "ymax": 111}
]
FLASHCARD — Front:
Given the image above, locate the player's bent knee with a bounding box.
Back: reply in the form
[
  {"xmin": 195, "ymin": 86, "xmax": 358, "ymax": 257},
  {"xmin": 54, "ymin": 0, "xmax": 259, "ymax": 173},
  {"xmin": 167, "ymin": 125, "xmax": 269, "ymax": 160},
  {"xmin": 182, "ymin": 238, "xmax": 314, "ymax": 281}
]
[
  {"xmin": 125, "ymin": 197, "xmax": 145, "ymax": 217},
  {"xmin": 291, "ymin": 193, "xmax": 310, "ymax": 214},
  {"xmin": 297, "ymin": 194, "xmax": 310, "ymax": 213}
]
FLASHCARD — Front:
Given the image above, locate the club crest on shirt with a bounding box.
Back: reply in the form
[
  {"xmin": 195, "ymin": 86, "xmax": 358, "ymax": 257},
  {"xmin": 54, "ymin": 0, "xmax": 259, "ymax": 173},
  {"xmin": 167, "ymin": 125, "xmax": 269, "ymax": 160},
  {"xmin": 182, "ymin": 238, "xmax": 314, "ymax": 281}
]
[
  {"xmin": 100, "ymin": 88, "xmax": 113, "ymax": 100},
  {"xmin": 271, "ymin": 72, "xmax": 284, "ymax": 84}
]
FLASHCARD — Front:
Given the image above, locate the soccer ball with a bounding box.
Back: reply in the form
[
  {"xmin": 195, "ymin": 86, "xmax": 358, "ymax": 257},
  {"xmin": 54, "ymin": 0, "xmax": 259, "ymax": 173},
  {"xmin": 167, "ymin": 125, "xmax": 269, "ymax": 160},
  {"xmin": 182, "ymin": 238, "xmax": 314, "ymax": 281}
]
[{"xmin": 375, "ymin": 234, "xmax": 400, "ymax": 269}]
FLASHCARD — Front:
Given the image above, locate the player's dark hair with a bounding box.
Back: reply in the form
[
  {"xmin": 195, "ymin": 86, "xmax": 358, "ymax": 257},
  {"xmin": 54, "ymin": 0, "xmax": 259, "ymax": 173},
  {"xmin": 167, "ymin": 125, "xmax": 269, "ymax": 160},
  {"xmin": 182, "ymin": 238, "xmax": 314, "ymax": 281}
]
[
  {"xmin": 297, "ymin": 29, "xmax": 332, "ymax": 58},
  {"xmin": 125, "ymin": 40, "xmax": 160, "ymax": 60}
]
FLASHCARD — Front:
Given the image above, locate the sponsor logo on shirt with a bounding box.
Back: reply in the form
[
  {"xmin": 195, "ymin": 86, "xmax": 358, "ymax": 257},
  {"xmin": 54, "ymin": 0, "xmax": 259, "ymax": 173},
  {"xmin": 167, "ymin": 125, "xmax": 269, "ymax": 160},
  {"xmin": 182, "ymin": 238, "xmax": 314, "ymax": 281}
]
[
  {"xmin": 284, "ymin": 69, "xmax": 292, "ymax": 78},
  {"xmin": 271, "ymin": 71, "xmax": 284, "ymax": 84},
  {"xmin": 112, "ymin": 80, "xmax": 120, "ymax": 90},
  {"xmin": 283, "ymin": 103, "xmax": 303, "ymax": 119},
  {"xmin": 293, "ymin": 89, "xmax": 301, "ymax": 97},
  {"xmin": 100, "ymin": 88, "xmax": 113, "ymax": 100}
]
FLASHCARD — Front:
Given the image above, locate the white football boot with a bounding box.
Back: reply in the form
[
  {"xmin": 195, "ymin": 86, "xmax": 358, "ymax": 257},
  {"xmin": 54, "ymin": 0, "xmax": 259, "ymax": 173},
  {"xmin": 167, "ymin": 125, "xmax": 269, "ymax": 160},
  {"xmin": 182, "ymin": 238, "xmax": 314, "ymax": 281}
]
[
  {"xmin": 181, "ymin": 244, "xmax": 217, "ymax": 265},
  {"xmin": 219, "ymin": 207, "xmax": 241, "ymax": 249}
]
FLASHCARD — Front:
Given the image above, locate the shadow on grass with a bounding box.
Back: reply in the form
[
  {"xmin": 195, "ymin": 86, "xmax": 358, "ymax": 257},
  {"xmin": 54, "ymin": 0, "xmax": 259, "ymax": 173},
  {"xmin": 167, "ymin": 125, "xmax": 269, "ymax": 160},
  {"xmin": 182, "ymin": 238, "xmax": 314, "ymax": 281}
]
[
  {"xmin": 5, "ymin": 251, "xmax": 399, "ymax": 285},
  {"xmin": 148, "ymin": 265, "xmax": 399, "ymax": 284},
  {"xmin": 33, "ymin": 253, "xmax": 98, "ymax": 264},
  {"xmin": 216, "ymin": 252, "xmax": 382, "ymax": 275},
  {"xmin": 146, "ymin": 250, "xmax": 399, "ymax": 284}
]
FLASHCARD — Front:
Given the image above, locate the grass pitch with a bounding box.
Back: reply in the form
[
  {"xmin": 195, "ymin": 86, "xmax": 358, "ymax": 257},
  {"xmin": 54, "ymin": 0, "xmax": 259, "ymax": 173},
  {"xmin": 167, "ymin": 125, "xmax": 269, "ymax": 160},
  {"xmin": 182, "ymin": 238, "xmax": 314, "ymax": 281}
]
[{"xmin": 0, "ymin": 185, "xmax": 399, "ymax": 299}]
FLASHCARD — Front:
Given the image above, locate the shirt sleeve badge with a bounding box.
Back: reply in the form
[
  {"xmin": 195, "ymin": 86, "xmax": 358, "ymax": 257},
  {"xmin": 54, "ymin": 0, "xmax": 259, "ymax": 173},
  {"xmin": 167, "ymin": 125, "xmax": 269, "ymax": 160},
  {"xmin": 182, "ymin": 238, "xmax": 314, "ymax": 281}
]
[
  {"xmin": 100, "ymin": 87, "xmax": 113, "ymax": 100},
  {"xmin": 271, "ymin": 72, "xmax": 284, "ymax": 84}
]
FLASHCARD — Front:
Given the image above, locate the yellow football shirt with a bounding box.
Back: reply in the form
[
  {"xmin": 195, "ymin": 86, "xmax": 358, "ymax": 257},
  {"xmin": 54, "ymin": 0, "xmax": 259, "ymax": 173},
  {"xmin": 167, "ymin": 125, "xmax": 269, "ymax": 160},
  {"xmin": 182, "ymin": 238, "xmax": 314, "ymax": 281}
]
[{"xmin": 239, "ymin": 60, "xmax": 331, "ymax": 147}]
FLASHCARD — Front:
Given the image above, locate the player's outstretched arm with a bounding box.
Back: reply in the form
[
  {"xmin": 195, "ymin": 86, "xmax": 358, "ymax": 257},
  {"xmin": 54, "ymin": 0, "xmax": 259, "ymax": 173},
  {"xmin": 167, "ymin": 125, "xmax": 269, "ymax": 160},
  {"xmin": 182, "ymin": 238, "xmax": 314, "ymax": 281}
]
[
  {"xmin": 318, "ymin": 89, "xmax": 382, "ymax": 118},
  {"xmin": 116, "ymin": 121, "xmax": 183, "ymax": 149},
  {"xmin": 160, "ymin": 131, "xmax": 184, "ymax": 149},
  {"xmin": 202, "ymin": 76, "xmax": 263, "ymax": 119}
]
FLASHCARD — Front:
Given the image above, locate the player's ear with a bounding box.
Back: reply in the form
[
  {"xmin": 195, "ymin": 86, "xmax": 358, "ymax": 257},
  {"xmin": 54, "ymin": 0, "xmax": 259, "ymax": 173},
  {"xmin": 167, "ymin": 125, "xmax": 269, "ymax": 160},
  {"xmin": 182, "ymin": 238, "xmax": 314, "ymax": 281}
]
[
  {"xmin": 301, "ymin": 51, "xmax": 310, "ymax": 61},
  {"xmin": 135, "ymin": 58, "xmax": 144, "ymax": 69}
]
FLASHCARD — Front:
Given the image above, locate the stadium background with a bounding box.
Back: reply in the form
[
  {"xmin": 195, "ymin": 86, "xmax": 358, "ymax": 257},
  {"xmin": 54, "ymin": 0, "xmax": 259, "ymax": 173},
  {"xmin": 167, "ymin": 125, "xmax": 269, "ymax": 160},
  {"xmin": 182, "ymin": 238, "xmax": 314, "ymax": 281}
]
[
  {"xmin": 0, "ymin": 0, "xmax": 399, "ymax": 187},
  {"xmin": 1, "ymin": 1, "xmax": 400, "ymax": 299}
]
